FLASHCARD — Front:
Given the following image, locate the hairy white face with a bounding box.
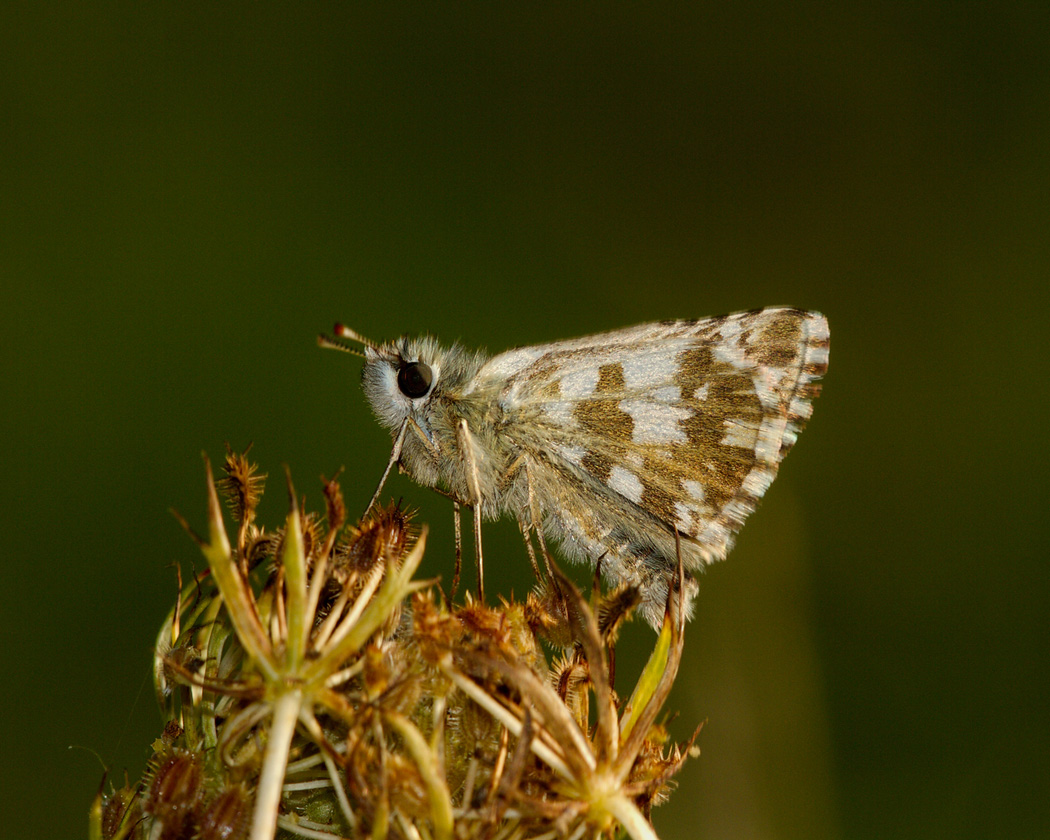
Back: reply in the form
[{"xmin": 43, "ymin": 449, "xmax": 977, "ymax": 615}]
[{"xmin": 360, "ymin": 336, "xmax": 447, "ymax": 438}]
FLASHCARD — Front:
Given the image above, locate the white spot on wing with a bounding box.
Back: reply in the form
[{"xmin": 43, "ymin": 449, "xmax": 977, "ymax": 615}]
[
  {"xmin": 789, "ymin": 395, "xmax": 814, "ymax": 419},
  {"xmin": 682, "ymin": 480, "xmax": 706, "ymax": 502},
  {"xmin": 754, "ymin": 413, "xmax": 788, "ymax": 463},
  {"xmin": 560, "ymin": 367, "xmax": 600, "ymax": 398},
  {"xmin": 741, "ymin": 466, "xmax": 775, "ymax": 498},
  {"xmin": 805, "ymin": 344, "xmax": 829, "ymax": 367},
  {"xmin": 620, "ymin": 400, "xmax": 690, "ymax": 444},
  {"xmin": 712, "ymin": 319, "xmax": 750, "ymax": 369},
  {"xmin": 621, "ymin": 344, "xmax": 689, "ymax": 389},
  {"xmin": 806, "ymin": 313, "xmax": 831, "ymax": 343},
  {"xmin": 608, "ymin": 465, "xmax": 644, "ymax": 504},
  {"xmin": 751, "ymin": 373, "xmax": 780, "ymax": 411},
  {"xmin": 651, "ymin": 385, "xmax": 680, "ymax": 403},
  {"xmin": 674, "ymin": 501, "xmax": 696, "ymax": 532},
  {"xmin": 482, "ymin": 347, "xmax": 546, "ymax": 380},
  {"xmin": 718, "ymin": 317, "xmax": 745, "ymax": 342},
  {"xmin": 552, "ymin": 443, "xmax": 587, "ymax": 468},
  {"xmin": 542, "ymin": 401, "xmax": 575, "ymax": 426}
]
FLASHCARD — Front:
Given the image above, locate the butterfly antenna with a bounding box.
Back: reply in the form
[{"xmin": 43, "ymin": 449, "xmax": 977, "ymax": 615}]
[
  {"xmin": 317, "ymin": 323, "xmax": 379, "ymax": 359},
  {"xmin": 336, "ymin": 323, "xmax": 380, "ymax": 348}
]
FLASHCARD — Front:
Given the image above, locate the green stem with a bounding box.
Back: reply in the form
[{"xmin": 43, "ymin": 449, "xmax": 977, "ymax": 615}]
[{"xmin": 250, "ymin": 689, "xmax": 302, "ymax": 840}]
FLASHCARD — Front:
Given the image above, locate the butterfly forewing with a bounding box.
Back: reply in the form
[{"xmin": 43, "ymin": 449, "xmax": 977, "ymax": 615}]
[{"xmin": 486, "ymin": 308, "xmax": 829, "ymax": 558}]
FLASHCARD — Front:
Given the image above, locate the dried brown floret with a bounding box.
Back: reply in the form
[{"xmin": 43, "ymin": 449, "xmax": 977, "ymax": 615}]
[{"xmin": 217, "ymin": 443, "xmax": 265, "ymax": 528}]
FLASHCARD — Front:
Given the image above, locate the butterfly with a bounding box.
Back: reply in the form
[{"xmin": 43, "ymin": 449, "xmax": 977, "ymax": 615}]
[{"xmin": 321, "ymin": 307, "xmax": 829, "ymax": 627}]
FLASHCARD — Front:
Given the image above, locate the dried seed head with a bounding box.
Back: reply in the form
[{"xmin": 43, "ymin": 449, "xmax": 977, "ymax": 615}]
[
  {"xmin": 217, "ymin": 444, "xmax": 265, "ymax": 526},
  {"xmin": 321, "ymin": 469, "xmax": 347, "ymax": 534},
  {"xmin": 524, "ymin": 581, "xmax": 575, "ymax": 649},
  {"xmin": 144, "ymin": 749, "xmax": 203, "ymax": 832},
  {"xmin": 333, "ymin": 502, "xmax": 413, "ymax": 580},
  {"xmin": 100, "ymin": 783, "xmax": 141, "ymax": 840},
  {"xmin": 598, "ymin": 583, "xmax": 643, "ymax": 644},
  {"xmin": 196, "ymin": 784, "xmax": 252, "ymax": 840}
]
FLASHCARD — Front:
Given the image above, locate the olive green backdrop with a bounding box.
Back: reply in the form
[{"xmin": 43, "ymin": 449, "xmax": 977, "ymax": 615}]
[{"xmin": 2, "ymin": 4, "xmax": 1047, "ymax": 838}]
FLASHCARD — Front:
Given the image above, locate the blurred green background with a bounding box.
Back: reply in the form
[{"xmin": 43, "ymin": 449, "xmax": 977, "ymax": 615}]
[{"xmin": 2, "ymin": 4, "xmax": 1048, "ymax": 838}]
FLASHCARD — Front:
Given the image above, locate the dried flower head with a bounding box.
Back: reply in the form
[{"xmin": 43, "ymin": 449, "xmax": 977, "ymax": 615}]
[{"xmin": 91, "ymin": 452, "xmax": 697, "ymax": 840}]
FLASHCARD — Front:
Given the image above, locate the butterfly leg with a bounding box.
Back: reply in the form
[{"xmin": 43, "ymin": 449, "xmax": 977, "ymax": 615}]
[
  {"xmin": 398, "ymin": 478, "xmax": 466, "ymax": 602},
  {"xmin": 521, "ymin": 457, "xmax": 556, "ymax": 583},
  {"xmin": 516, "ymin": 516, "xmax": 544, "ymax": 582},
  {"xmin": 495, "ymin": 453, "xmax": 548, "ymax": 585},
  {"xmin": 451, "ymin": 500, "xmax": 463, "ymax": 600},
  {"xmin": 456, "ymin": 419, "xmax": 486, "ymax": 602},
  {"xmin": 504, "ymin": 455, "xmax": 558, "ymax": 590},
  {"xmin": 395, "ymin": 457, "xmax": 468, "ymax": 601},
  {"xmin": 364, "ymin": 418, "xmax": 409, "ymax": 515},
  {"xmin": 366, "ymin": 416, "xmax": 442, "ymax": 515},
  {"xmin": 513, "ymin": 455, "xmax": 574, "ymax": 630}
]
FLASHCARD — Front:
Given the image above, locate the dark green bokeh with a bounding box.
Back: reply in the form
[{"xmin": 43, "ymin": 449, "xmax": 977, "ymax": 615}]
[{"xmin": 2, "ymin": 4, "xmax": 1047, "ymax": 838}]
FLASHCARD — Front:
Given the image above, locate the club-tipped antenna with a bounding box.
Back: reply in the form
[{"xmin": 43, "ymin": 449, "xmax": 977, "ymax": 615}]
[
  {"xmin": 335, "ymin": 323, "xmax": 380, "ymax": 348},
  {"xmin": 317, "ymin": 323, "xmax": 379, "ymax": 359}
]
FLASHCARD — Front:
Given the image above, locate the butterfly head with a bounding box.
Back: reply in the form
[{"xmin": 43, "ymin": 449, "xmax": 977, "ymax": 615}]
[
  {"xmin": 360, "ymin": 334, "xmax": 451, "ymax": 433},
  {"xmin": 320, "ymin": 324, "xmax": 451, "ymax": 434}
]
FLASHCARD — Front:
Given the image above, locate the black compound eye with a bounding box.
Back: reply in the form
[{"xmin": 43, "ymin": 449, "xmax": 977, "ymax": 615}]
[{"xmin": 397, "ymin": 361, "xmax": 433, "ymax": 398}]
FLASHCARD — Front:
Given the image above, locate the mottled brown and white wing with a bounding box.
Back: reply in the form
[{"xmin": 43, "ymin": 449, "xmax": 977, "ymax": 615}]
[{"xmin": 481, "ymin": 307, "xmax": 830, "ymax": 559}]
